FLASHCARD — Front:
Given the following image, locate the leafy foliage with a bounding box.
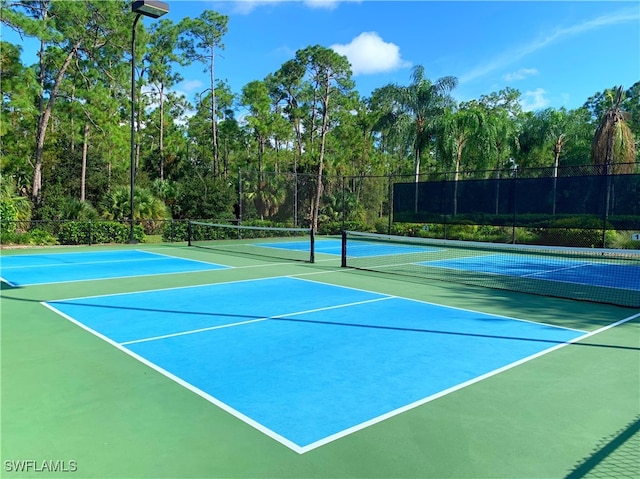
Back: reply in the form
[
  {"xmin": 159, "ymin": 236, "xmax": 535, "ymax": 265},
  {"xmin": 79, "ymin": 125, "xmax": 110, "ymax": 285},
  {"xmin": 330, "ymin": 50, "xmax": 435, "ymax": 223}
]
[{"xmin": 0, "ymin": 2, "xmax": 637, "ymax": 245}]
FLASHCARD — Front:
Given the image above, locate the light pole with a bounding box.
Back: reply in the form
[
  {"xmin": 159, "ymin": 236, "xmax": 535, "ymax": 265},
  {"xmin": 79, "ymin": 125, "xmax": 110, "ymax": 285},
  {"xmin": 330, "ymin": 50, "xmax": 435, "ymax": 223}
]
[{"xmin": 130, "ymin": 0, "xmax": 169, "ymax": 243}]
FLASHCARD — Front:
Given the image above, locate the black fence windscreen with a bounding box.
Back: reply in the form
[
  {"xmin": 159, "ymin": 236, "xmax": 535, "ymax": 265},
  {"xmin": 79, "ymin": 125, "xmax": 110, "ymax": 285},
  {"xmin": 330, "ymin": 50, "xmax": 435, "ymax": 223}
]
[{"xmin": 394, "ymin": 173, "xmax": 640, "ymax": 231}]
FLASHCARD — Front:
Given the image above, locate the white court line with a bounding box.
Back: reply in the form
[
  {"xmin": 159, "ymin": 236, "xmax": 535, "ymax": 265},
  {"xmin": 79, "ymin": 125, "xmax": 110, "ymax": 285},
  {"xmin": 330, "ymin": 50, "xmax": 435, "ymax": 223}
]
[
  {"xmin": 40, "ymin": 300, "xmax": 304, "ymax": 454},
  {"xmin": 119, "ymin": 296, "xmax": 394, "ymax": 346},
  {"xmin": 521, "ymin": 262, "xmax": 592, "ymax": 278},
  {"xmin": 9, "ymin": 266, "xmax": 230, "ymax": 288},
  {"xmin": 3, "ymin": 251, "xmax": 230, "ymax": 287},
  {"xmin": 134, "ymin": 249, "xmax": 230, "ymax": 267},
  {"xmin": 288, "ymin": 274, "xmax": 589, "ymax": 333},
  {"xmin": 354, "ymin": 257, "xmax": 639, "ymax": 293},
  {"xmin": 0, "ymin": 250, "xmax": 173, "ymax": 270},
  {"xmin": 0, "ymin": 276, "xmax": 17, "ymax": 287},
  {"xmin": 295, "ymin": 310, "xmax": 640, "ymax": 453},
  {"xmin": 42, "ymin": 281, "xmax": 640, "ymax": 455},
  {"xmin": 0, "ymin": 257, "xmax": 168, "ymax": 270},
  {"xmin": 47, "ymin": 275, "xmax": 288, "ymax": 302}
]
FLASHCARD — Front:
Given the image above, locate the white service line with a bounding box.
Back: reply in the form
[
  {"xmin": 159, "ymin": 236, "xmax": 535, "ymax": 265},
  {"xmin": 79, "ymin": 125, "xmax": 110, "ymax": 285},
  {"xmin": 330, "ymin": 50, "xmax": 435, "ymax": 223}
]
[{"xmin": 119, "ymin": 296, "xmax": 394, "ymax": 346}]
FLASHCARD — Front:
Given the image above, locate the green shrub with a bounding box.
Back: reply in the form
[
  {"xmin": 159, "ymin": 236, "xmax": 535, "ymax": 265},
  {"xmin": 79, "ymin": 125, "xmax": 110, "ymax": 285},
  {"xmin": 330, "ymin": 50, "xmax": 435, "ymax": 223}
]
[
  {"xmin": 531, "ymin": 227, "xmax": 616, "ymax": 248},
  {"xmin": 162, "ymin": 220, "xmax": 188, "ymax": 242},
  {"xmin": 28, "ymin": 228, "xmax": 58, "ymax": 246},
  {"xmin": 609, "ymin": 231, "xmax": 640, "ymax": 250},
  {"xmin": 0, "ymin": 201, "xmax": 18, "ymax": 236},
  {"xmin": 317, "ymin": 221, "xmax": 371, "ymax": 235},
  {"xmin": 1, "ymin": 228, "xmax": 58, "ymax": 246},
  {"xmin": 57, "ymin": 221, "xmax": 144, "ymax": 245}
]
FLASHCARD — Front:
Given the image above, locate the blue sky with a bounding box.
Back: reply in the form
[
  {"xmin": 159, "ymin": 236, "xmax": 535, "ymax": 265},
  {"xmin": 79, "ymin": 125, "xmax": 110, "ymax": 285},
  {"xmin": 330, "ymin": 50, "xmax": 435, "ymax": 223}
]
[
  {"xmin": 171, "ymin": 0, "xmax": 640, "ymax": 112},
  {"xmin": 4, "ymin": 1, "xmax": 640, "ymax": 112}
]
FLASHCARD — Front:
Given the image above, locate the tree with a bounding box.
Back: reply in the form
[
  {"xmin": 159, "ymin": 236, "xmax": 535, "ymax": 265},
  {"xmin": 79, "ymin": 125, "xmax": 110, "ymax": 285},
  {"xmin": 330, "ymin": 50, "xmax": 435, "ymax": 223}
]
[
  {"xmin": 267, "ymin": 59, "xmax": 307, "ymax": 165},
  {"xmin": 464, "ymin": 94, "xmax": 520, "ymax": 176},
  {"xmin": 145, "ymin": 19, "xmax": 184, "ymax": 180},
  {"xmin": 178, "ymin": 10, "xmax": 228, "ymax": 177},
  {"xmin": 2, "ymin": 0, "xmax": 129, "ymax": 205},
  {"xmin": 241, "ymin": 80, "xmax": 279, "ymax": 219},
  {"xmin": 591, "ymin": 86, "xmax": 636, "ymax": 174},
  {"xmin": 622, "ymin": 82, "xmax": 640, "ymax": 145},
  {"xmin": 436, "ymin": 105, "xmax": 485, "ymax": 214},
  {"xmin": 384, "ymin": 66, "xmax": 458, "ymax": 183},
  {"xmin": 213, "ymin": 79, "xmax": 237, "ymax": 177},
  {"xmin": 142, "ymin": 92, "xmax": 191, "ymax": 184},
  {"xmin": 294, "ymin": 45, "xmax": 354, "ymax": 232},
  {"xmin": 436, "ymin": 105, "xmax": 485, "ymax": 176},
  {"xmin": 369, "ymin": 84, "xmax": 414, "ymax": 176},
  {"xmin": 241, "ymin": 80, "xmax": 271, "ymax": 176},
  {"xmin": 0, "ymin": 41, "xmax": 38, "ymax": 194},
  {"xmin": 517, "ymin": 107, "xmax": 593, "ymax": 169}
]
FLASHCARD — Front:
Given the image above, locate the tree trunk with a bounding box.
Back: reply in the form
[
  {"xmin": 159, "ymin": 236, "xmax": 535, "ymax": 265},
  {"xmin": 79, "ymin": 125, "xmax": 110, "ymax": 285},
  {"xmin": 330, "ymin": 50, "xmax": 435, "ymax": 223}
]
[
  {"xmin": 159, "ymin": 83, "xmax": 165, "ymax": 180},
  {"xmin": 81, "ymin": 122, "xmax": 89, "ymax": 202},
  {"xmin": 312, "ymin": 75, "xmax": 330, "ymax": 233},
  {"xmin": 32, "ymin": 42, "xmax": 81, "ymax": 204},
  {"xmin": 552, "ymin": 134, "xmax": 564, "ymax": 215},
  {"xmin": 413, "ymin": 149, "xmax": 420, "ymax": 213},
  {"xmin": 210, "ymin": 52, "xmax": 218, "ymax": 176},
  {"xmin": 453, "ymin": 141, "xmax": 463, "ymax": 216}
]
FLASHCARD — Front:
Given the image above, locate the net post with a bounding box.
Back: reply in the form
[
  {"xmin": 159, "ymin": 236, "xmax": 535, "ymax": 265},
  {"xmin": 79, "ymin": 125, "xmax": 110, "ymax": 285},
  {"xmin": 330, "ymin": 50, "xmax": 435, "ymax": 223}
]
[
  {"xmin": 309, "ymin": 227, "xmax": 315, "ymax": 263},
  {"xmin": 187, "ymin": 220, "xmax": 192, "ymax": 246},
  {"xmin": 341, "ymin": 230, "xmax": 347, "ymax": 267}
]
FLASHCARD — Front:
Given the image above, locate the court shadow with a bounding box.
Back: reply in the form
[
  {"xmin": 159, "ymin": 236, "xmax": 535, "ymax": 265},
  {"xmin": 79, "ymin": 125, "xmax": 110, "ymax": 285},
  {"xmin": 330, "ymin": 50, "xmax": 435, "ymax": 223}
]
[
  {"xmin": 271, "ymin": 316, "xmax": 640, "ymax": 352},
  {"xmin": 2, "ymin": 293, "xmax": 639, "ymax": 352},
  {"xmin": 565, "ymin": 415, "xmax": 640, "ymax": 478}
]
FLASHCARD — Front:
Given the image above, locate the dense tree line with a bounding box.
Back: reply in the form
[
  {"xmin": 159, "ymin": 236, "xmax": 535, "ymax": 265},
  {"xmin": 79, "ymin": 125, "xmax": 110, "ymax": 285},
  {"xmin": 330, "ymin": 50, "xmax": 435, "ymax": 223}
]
[{"xmin": 1, "ymin": 1, "xmax": 638, "ymax": 237}]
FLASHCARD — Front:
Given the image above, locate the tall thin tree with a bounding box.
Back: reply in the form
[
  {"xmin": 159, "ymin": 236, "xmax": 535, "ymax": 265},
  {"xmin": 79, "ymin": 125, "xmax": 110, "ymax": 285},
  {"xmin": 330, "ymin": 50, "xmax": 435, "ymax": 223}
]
[{"xmin": 178, "ymin": 10, "xmax": 228, "ymax": 177}]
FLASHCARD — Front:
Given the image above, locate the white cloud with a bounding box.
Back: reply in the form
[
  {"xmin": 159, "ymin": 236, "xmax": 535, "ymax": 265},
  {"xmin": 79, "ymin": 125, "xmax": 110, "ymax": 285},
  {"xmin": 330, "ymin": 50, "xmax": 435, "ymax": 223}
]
[
  {"xmin": 460, "ymin": 6, "xmax": 640, "ymax": 84},
  {"xmin": 520, "ymin": 88, "xmax": 550, "ymax": 112},
  {"xmin": 303, "ymin": 0, "xmax": 341, "ymax": 9},
  {"xmin": 331, "ymin": 32, "xmax": 411, "ymax": 76},
  {"xmin": 504, "ymin": 68, "xmax": 538, "ymax": 82},
  {"xmin": 180, "ymin": 79, "xmax": 205, "ymax": 93}
]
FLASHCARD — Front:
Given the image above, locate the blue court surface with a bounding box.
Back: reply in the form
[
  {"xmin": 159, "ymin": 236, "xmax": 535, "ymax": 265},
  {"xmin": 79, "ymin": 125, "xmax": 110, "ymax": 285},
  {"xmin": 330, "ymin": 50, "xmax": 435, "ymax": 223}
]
[
  {"xmin": 418, "ymin": 254, "xmax": 640, "ymax": 291},
  {"xmin": 0, "ymin": 250, "xmax": 228, "ymax": 286},
  {"xmin": 257, "ymin": 238, "xmax": 437, "ymax": 258},
  {"xmin": 44, "ymin": 276, "xmax": 585, "ymax": 453}
]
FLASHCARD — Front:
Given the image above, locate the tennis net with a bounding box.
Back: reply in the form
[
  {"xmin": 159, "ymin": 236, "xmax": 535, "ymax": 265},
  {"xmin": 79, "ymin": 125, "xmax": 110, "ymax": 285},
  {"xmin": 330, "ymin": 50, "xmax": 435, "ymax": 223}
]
[
  {"xmin": 341, "ymin": 231, "xmax": 640, "ymax": 307},
  {"xmin": 188, "ymin": 221, "xmax": 315, "ymax": 263}
]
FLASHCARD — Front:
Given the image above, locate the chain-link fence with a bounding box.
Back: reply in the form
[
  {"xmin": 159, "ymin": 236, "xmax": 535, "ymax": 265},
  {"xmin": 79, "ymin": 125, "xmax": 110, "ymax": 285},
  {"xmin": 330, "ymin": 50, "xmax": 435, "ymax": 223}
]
[
  {"xmin": 1, "ymin": 164, "xmax": 638, "ymax": 249},
  {"xmin": 237, "ymin": 169, "xmax": 392, "ymax": 233}
]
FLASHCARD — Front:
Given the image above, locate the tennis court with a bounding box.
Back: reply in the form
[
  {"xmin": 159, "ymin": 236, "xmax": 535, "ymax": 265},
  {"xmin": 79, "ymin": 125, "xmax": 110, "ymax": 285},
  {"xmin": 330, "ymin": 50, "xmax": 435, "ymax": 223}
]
[
  {"xmin": 1, "ymin": 233, "xmax": 639, "ymax": 478},
  {"xmin": 417, "ymin": 253, "xmax": 640, "ymax": 291},
  {"xmin": 257, "ymin": 238, "xmax": 436, "ymax": 257},
  {"xmin": 0, "ymin": 250, "xmax": 229, "ymax": 286}
]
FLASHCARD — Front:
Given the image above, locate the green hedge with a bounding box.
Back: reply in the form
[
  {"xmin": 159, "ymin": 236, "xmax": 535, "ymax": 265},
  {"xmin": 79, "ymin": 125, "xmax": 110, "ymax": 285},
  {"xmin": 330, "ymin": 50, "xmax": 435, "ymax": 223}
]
[{"xmin": 57, "ymin": 221, "xmax": 144, "ymax": 245}]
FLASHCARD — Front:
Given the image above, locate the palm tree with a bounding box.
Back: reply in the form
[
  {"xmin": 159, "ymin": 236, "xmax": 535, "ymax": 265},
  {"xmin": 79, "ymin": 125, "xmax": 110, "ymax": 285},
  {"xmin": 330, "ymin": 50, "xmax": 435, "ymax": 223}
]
[
  {"xmin": 380, "ymin": 66, "xmax": 457, "ymax": 212},
  {"xmin": 389, "ymin": 66, "xmax": 458, "ymax": 182},
  {"xmin": 592, "ymin": 86, "xmax": 636, "ymax": 174},
  {"xmin": 436, "ymin": 105, "xmax": 485, "ymax": 214}
]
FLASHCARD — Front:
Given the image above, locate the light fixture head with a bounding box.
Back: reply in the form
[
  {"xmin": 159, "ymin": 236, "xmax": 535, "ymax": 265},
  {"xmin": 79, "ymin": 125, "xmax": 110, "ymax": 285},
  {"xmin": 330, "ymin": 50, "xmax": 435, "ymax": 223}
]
[{"xmin": 132, "ymin": 0, "xmax": 169, "ymax": 18}]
